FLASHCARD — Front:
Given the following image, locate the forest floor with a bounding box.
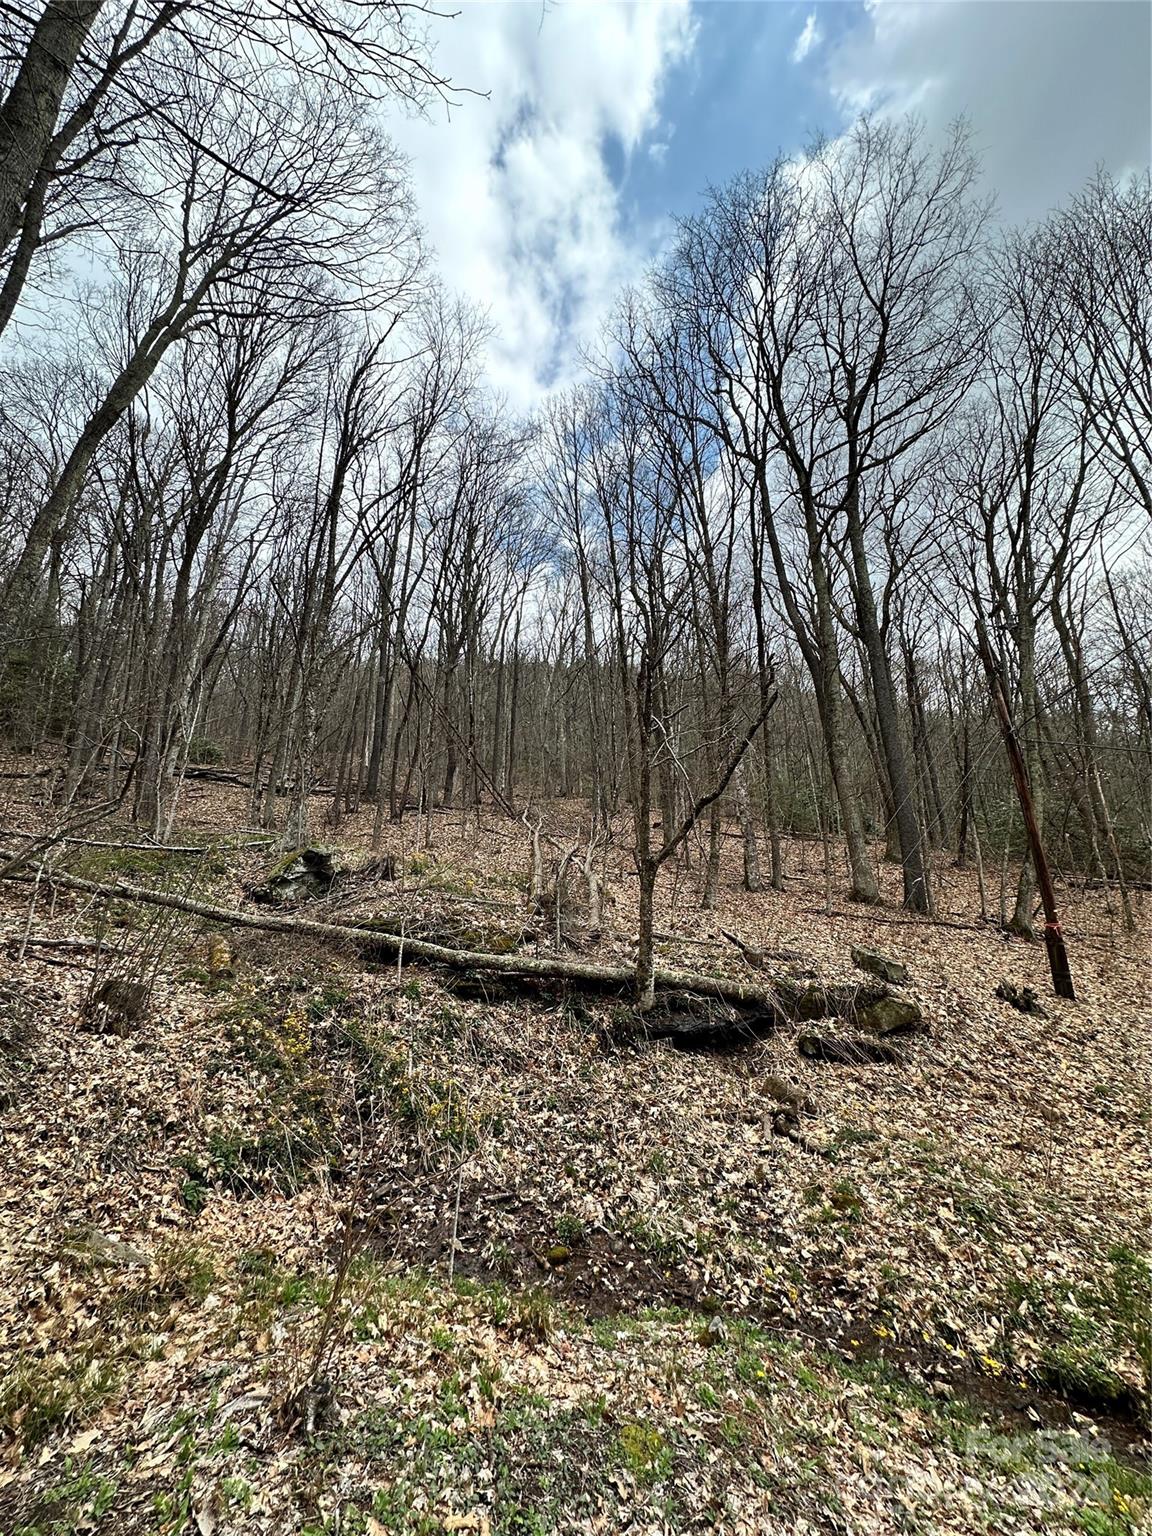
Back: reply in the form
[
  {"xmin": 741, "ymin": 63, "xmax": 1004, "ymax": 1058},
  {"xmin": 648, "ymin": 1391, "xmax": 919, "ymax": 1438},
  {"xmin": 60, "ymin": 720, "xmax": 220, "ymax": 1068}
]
[{"xmin": 0, "ymin": 768, "xmax": 1149, "ymax": 1536}]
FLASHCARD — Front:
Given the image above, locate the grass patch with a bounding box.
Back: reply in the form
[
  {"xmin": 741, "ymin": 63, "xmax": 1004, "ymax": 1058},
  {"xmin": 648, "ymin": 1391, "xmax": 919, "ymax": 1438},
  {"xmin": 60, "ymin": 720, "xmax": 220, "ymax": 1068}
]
[
  {"xmin": 310, "ymin": 1388, "xmax": 649, "ymax": 1534},
  {"xmin": 1003, "ymin": 1247, "xmax": 1150, "ymax": 1419},
  {"xmin": 65, "ymin": 844, "xmax": 226, "ymax": 885},
  {"xmin": 0, "ymin": 1353, "xmax": 121, "ymax": 1453}
]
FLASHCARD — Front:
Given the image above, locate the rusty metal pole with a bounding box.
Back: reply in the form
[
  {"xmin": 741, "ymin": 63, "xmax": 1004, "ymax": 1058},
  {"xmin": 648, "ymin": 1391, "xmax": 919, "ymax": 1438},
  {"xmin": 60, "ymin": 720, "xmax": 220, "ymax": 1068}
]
[{"xmin": 975, "ymin": 621, "xmax": 1075, "ymax": 1000}]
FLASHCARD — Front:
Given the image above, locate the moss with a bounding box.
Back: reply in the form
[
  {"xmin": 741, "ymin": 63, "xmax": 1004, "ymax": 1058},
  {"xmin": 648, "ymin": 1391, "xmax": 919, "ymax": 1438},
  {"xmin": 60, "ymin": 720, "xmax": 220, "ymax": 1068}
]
[
  {"xmin": 455, "ymin": 925, "xmax": 519, "ymax": 953},
  {"xmin": 66, "ymin": 844, "xmax": 225, "ymax": 884},
  {"xmin": 617, "ymin": 1421, "xmax": 670, "ymax": 1484},
  {"xmin": 265, "ymin": 846, "xmax": 308, "ymax": 880}
]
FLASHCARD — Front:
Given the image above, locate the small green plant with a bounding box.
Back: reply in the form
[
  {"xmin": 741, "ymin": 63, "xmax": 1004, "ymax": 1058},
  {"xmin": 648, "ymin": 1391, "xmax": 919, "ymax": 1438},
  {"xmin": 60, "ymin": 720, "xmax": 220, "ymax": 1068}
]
[
  {"xmin": 628, "ymin": 1216, "xmax": 683, "ymax": 1268},
  {"xmin": 1074, "ymin": 1455, "xmax": 1152, "ymax": 1534},
  {"xmin": 555, "ymin": 1213, "xmax": 588, "ymax": 1246},
  {"xmin": 306, "ymin": 982, "xmax": 351, "ymax": 1022},
  {"xmin": 186, "ymin": 737, "xmax": 225, "ymax": 765},
  {"xmin": 508, "ymin": 1287, "xmax": 557, "ymax": 1342},
  {"xmin": 0, "ymin": 1353, "xmax": 121, "ymax": 1451},
  {"xmin": 117, "ymin": 1241, "xmax": 217, "ymax": 1315},
  {"xmin": 9, "ymin": 1457, "xmax": 119, "ymax": 1535},
  {"xmin": 618, "ymin": 1421, "xmax": 670, "ymax": 1484},
  {"xmin": 377, "ymin": 1048, "xmax": 488, "ymax": 1150},
  {"xmin": 1101, "ymin": 1244, "xmax": 1152, "ymax": 1415}
]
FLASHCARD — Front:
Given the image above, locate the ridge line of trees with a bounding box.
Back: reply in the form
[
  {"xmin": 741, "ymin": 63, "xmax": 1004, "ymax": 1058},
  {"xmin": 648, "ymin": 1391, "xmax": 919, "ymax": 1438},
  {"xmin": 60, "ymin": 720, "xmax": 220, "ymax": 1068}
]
[{"xmin": 0, "ymin": 77, "xmax": 1148, "ymax": 940}]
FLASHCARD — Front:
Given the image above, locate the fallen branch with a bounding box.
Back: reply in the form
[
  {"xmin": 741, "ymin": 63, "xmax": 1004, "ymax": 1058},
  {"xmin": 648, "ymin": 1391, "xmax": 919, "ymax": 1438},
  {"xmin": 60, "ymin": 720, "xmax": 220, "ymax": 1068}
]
[
  {"xmin": 183, "ymin": 767, "xmax": 338, "ymax": 795},
  {"xmin": 0, "ymin": 848, "xmax": 902, "ymax": 1022},
  {"xmin": 803, "ymin": 907, "xmax": 988, "ymax": 935},
  {"xmin": 5, "ymin": 937, "xmax": 119, "ymax": 954},
  {"xmin": 0, "ymin": 830, "xmax": 276, "ymax": 855}
]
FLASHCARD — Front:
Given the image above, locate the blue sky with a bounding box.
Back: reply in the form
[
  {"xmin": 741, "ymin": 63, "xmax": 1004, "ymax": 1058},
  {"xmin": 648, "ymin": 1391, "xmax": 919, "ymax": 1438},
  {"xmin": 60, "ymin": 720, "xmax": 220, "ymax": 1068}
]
[
  {"xmin": 611, "ymin": 2, "xmax": 858, "ymax": 224},
  {"xmin": 392, "ymin": 1, "xmax": 1151, "ymax": 411}
]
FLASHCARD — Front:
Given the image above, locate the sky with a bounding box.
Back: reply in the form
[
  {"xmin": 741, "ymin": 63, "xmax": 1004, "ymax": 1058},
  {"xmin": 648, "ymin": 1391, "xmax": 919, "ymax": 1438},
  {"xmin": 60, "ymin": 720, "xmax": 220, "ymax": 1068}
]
[{"xmin": 391, "ymin": 0, "xmax": 1152, "ymax": 413}]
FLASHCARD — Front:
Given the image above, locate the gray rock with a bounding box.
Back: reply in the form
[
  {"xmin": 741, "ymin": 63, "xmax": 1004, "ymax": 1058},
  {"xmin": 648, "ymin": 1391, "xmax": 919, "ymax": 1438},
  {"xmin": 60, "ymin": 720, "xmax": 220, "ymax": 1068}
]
[
  {"xmin": 851, "ymin": 947, "xmax": 909, "ymax": 985},
  {"xmin": 855, "ymin": 994, "xmax": 923, "ymax": 1036},
  {"xmin": 67, "ymin": 1227, "xmax": 150, "ymax": 1268},
  {"xmin": 251, "ymin": 847, "xmax": 338, "ymax": 906}
]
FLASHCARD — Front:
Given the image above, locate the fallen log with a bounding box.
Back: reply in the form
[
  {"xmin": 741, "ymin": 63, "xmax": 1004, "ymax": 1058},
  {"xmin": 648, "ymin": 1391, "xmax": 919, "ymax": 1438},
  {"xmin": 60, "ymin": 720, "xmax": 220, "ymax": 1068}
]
[
  {"xmin": 183, "ymin": 767, "xmax": 338, "ymax": 795},
  {"xmin": 0, "ymin": 848, "xmax": 914, "ymax": 1030},
  {"xmin": 5, "ymin": 937, "xmax": 118, "ymax": 953},
  {"xmin": 803, "ymin": 907, "xmax": 989, "ymax": 935}
]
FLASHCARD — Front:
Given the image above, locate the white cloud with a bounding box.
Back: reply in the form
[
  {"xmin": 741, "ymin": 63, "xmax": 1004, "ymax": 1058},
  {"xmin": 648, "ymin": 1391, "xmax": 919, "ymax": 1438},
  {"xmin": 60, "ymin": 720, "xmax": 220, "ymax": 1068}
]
[
  {"xmin": 823, "ymin": 0, "xmax": 1150, "ymax": 221},
  {"xmin": 791, "ymin": 12, "xmax": 822, "ymax": 65},
  {"xmin": 389, "ymin": 0, "xmax": 696, "ymax": 412}
]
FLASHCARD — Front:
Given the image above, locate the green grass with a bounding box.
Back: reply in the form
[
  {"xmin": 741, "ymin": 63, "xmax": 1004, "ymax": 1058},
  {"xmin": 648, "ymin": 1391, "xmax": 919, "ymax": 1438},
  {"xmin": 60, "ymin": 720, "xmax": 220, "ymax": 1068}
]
[
  {"xmin": 9, "ymin": 1457, "xmax": 120, "ymax": 1536},
  {"xmin": 65, "ymin": 844, "xmax": 226, "ymax": 884},
  {"xmin": 1001, "ymin": 1248, "xmax": 1150, "ymax": 1418},
  {"xmin": 0, "ymin": 1354, "xmax": 121, "ymax": 1453}
]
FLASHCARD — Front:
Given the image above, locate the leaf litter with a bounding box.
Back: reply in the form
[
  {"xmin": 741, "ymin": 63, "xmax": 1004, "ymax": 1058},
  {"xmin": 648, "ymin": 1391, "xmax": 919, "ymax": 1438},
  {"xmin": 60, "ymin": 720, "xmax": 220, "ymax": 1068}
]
[{"xmin": 0, "ymin": 778, "xmax": 1148, "ymax": 1534}]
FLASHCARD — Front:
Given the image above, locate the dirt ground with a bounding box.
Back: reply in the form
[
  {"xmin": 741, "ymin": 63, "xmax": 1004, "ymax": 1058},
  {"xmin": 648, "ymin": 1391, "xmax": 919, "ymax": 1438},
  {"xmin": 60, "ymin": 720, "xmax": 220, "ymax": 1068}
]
[{"xmin": 0, "ymin": 771, "xmax": 1149, "ymax": 1535}]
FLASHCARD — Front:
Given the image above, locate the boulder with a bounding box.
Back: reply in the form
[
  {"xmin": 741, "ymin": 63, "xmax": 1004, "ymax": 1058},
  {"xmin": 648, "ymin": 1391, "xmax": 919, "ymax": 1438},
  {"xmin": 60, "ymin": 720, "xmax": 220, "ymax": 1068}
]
[
  {"xmin": 66, "ymin": 1227, "xmax": 149, "ymax": 1268},
  {"xmin": 851, "ymin": 947, "xmax": 909, "ymax": 985},
  {"xmin": 761, "ymin": 1074, "xmax": 811, "ymax": 1111},
  {"xmin": 251, "ymin": 847, "xmax": 338, "ymax": 906},
  {"xmin": 797, "ymin": 1031, "xmax": 901, "ymax": 1066},
  {"xmin": 855, "ymin": 994, "xmax": 923, "ymax": 1036}
]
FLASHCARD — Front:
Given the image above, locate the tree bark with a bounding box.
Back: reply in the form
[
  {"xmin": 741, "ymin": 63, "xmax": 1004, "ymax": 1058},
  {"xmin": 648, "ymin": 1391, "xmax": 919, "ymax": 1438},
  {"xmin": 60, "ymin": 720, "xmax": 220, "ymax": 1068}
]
[{"xmin": 0, "ymin": 0, "xmax": 103, "ymax": 253}]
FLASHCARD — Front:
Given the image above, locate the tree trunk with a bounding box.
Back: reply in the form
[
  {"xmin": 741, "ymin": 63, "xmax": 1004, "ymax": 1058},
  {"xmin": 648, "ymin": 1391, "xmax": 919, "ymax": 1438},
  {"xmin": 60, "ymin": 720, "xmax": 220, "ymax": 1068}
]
[
  {"xmin": 844, "ymin": 491, "xmax": 928, "ymax": 912},
  {"xmin": 0, "ymin": 0, "xmax": 103, "ymax": 254},
  {"xmin": 736, "ymin": 761, "xmax": 761, "ymax": 892},
  {"xmin": 635, "ymin": 860, "xmax": 657, "ymax": 1011}
]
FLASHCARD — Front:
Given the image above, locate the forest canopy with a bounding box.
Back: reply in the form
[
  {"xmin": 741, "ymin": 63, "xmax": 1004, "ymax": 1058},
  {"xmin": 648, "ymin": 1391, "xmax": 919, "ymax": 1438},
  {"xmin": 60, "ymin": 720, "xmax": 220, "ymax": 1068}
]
[{"xmin": 1, "ymin": 77, "xmax": 1147, "ymax": 946}]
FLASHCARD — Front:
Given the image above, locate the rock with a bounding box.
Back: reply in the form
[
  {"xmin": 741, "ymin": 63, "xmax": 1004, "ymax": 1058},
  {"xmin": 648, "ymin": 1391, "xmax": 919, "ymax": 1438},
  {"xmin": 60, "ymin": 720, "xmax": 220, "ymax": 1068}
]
[
  {"xmin": 855, "ymin": 994, "xmax": 923, "ymax": 1036},
  {"xmin": 546, "ymin": 1244, "xmax": 572, "ymax": 1265},
  {"xmin": 770, "ymin": 1108, "xmax": 801, "ymax": 1139},
  {"xmin": 995, "ymin": 981, "xmax": 1048, "ymax": 1017},
  {"xmin": 697, "ymin": 1315, "xmax": 727, "ymax": 1347},
  {"xmin": 851, "ymin": 947, "xmax": 909, "ymax": 985},
  {"xmin": 761, "ymin": 1075, "xmax": 812, "ymax": 1111},
  {"xmin": 67, "ymin": 1227, "xmax": 150, "ymax": 1268},
  {"xmin": 251, "ymin": 847, "xmax": 338, "ymax": 906},
  {"xmin": 82, "ymin": 977, "xmax": 148, "ymax": 1035},
  {"xmin": 797, "ymin": 1031, "xmax": 901, "ymax": 1066}
]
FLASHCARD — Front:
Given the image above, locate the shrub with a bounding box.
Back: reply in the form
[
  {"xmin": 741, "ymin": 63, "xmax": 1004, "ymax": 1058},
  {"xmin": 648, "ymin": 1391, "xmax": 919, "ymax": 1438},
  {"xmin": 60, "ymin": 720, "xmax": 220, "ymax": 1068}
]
[{"xmin": 186, "ymin": 737, "xmax": 225, "ymax": 765}]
